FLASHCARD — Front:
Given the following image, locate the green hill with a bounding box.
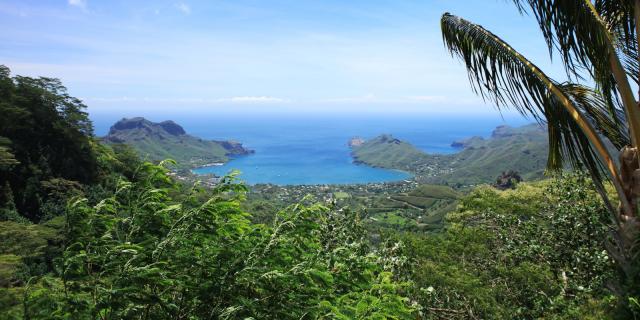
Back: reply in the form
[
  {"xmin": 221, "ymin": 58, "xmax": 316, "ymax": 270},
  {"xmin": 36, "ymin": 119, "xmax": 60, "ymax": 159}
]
[
  {"xmin": 352, "ymin": 124, "xmax": 548, "ymax": 185},
  {"xmin": 351, "ymin": 134, "xmax": 438, "ymax": 170},
  {"xmin": 103, "ymin": 117, "xmax": 253, "ymax": 168},
  {"xmin": 438, "ymin": 124, "xmax": 548, "ymax": 185}
]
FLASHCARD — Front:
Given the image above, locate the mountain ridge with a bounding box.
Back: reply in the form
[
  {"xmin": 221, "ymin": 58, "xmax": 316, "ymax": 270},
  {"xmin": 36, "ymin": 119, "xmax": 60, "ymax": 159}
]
[
  {"xmin": 103, "ymin": 117, "xmax": 253, "ymax": 168},
  {"xmin": 351, "ymin": 124, "xmax": 548, "ymax": 186}
]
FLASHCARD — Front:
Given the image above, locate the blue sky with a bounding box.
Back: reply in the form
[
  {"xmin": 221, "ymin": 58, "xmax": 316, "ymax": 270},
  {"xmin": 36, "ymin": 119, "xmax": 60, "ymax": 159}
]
[{"xmin": 0, "ymin": 0, "xmax": 566, "ymax": 116}]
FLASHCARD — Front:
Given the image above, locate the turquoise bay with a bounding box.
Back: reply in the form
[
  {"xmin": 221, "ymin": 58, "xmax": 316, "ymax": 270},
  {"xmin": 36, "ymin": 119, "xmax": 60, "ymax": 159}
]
[
  {"xmin": 93, "ymin": 112, "xmax": 529, "ymax": 185},
  {"xmin": 191, "ymin": 148, "xmax": 412, "ymax": 185}
]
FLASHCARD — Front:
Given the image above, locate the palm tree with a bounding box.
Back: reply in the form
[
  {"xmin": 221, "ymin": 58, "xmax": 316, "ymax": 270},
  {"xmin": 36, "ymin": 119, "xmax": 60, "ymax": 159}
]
[{"xmin": 440, "ymin": 0, "xmax": 639, "ymax": 312}]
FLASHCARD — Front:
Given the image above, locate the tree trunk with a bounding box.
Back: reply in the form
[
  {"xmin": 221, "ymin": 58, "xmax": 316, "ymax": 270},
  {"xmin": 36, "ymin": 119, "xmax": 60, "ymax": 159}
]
[{"xmin": 612, "ymin": 146, "xmax": 640, "ymax": 311}]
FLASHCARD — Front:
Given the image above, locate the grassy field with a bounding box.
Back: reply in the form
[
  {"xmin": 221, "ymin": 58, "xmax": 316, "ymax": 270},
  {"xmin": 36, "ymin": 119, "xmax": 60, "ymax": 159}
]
[
  {"xmin": 366, "ymin": 184, "xmax": 461, "ymax": 230},
  {"xmin": 333, "ymin": 191, "xmax": 350, "ymax": 199},
  {"xmin": 408, "ymin": 184, "xmax": 460, "ymax": 199}
]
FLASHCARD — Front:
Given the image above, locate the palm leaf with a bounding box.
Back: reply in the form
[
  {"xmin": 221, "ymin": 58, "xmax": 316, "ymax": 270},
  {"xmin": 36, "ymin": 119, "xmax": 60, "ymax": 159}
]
[
  {"xmin": 441, "ymin": 13, "xmax": 631, "ymax": 213},
  {"xmin": 561, "ymin": 83, "xmax": 629, "ymax": 150},
  {"xmin": 594, "ymin": 0, "xmax": 636, "ymax": 47},
  {"xmin": 510, "ymin": 0, "xmax": 640, "ymax": 146}
]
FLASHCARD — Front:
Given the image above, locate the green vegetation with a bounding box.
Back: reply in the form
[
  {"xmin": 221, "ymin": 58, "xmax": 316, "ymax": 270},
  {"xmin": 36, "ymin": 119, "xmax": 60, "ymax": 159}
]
[
  {"xmin": 2, "ymin": 59, "xmax": 639, "ymax": 319},
  {"xmin": 0, "ymin": 66, "xmax": 414, "ymax": 319},
  {"xmin": 440, "ymin": 1, "xmax": 640, "ymax": 313},
  {"xmin": 351, "ymin": 124, "xmax": 548, "ymax": 186},
  {"xmin": 406, "ymin": 184, "xmax": 459, "ymax": 200},
  {"xmin": 333, "ymin": 191, "xmax": 350, "ymax": 199},
  {"xmin": 387, "ymin": 185, "xmax": 460, "ymax": 231},
  {"xmin": 438, "ymin": 124, "xmax": 547, "ymax": 184},
  {"xmin": 0, "ymin": 65, "xmax": 99, "ymax": 222},
  {"xmin": 351, "ymin": 134, "xmax": 432, "ymax": 170},
  {"xmin": 393, "ymin": 174, "xmax": 618, "ymax": 319},
  {"xmin": 103, "ymin": 117, "xmax": 253, "ymax": 169},
  {"xmin": 1, "ymin": 164, "xmax": 413, "ymax": 319}
]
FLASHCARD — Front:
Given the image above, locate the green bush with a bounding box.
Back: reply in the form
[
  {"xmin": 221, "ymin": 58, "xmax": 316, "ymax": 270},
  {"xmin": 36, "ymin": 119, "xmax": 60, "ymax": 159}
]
[
  {"xmin": 392, "ymin": 173, "xmax": 617, "ymax": 319},
  {"xmin": 6, "ymin": 162, "xmax": 413, "ymax": 319}
]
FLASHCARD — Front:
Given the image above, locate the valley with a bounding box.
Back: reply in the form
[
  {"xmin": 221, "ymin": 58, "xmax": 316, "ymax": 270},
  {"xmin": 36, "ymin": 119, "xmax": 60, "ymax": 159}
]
[
  {"xmin": 3, "ymin": 0, "xmax": 635, "ymax": 315},
  {"xmin": 97, "ymin": 117, "xmax": 551, "ymax": 230}
]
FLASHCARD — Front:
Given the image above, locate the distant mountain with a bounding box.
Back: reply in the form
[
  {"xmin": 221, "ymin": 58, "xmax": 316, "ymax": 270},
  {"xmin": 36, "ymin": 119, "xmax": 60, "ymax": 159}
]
[
  {"xmin": 351, "ymin": 124, "xmax": 548, "ymax": 186},
  {"xmin": 439, "ymin": 124, "xmax": 547, "ymax": 185},
  {"xmin": 351, "ymin": 134, "xmax": 432, "ymax": 169},
  {"xmin": 103, "ymin": 117, "xmax": 253, "ymax": 168}
]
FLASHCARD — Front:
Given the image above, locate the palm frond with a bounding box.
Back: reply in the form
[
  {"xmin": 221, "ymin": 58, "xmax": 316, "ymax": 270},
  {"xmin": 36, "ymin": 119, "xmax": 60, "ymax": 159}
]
[
  {"xmin": 510, "ymin": 0, "xmax": 640, "ymax": 146},
  {"xmin": 440, "ymin": 13, "xmax": 629, "ymax": 210},
  {"xmin": 511, "ymin": 1, "xmax": 612, "ymax": 75},
  {"xmin": 561, "ymin": 83, "xmax": 630, "ymax": 150},
  {"xmin": 622, "ymin": 43, "xmax": 640, "ymax": 86},
  {"xmin": 594, "ymin": 0, "xmax": 636, "ymax": 47}
]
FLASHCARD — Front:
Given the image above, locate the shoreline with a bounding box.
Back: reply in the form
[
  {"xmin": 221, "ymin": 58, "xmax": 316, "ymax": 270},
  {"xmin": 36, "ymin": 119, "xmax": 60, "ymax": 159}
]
[{"xmin": 190, "ymin": 156, "xmax": 415, "ymax": 187}]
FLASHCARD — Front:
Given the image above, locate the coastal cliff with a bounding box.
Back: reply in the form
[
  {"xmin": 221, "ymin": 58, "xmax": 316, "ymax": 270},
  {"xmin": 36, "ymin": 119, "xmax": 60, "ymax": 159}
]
[
  {"xmin": 103, "ymin": 117, "xmax": 253, "ymax": 168},
  {"xmin": 348, "ymin": 136, "xmax": 366, "ymax": 147}
]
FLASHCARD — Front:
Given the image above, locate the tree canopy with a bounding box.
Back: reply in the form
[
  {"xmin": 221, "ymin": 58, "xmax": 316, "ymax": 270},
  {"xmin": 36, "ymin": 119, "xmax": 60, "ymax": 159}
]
[{"xmin": 0, "ymin": 65, "xmax": 98, "ymax": 221}]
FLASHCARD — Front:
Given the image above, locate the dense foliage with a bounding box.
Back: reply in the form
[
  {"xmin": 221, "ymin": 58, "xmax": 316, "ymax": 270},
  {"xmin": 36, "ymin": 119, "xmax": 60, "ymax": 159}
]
[
  {"xmin": 391, "ymin": 174, "xmax": 620, "ymax": 318},
  {"xmin": 1, "ymin": 67, "xmax": 634, "ymax": 318},
  {"xmin": 1, "ymin": 163, "xmax": 413, "ymax": 319},
  {"xmin": 0, "ymin": 65, "xmax": 99, "ymax": 222},
  {"xmin": 441, "ymin": 1, "xmax": 640, "ymax": 313}
]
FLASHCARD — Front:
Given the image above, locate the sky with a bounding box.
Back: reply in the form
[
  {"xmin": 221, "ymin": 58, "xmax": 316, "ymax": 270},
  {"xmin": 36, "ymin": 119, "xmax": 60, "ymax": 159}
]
[{"xmin": 0, "ymin": 0, "xmax": 568, "ymax": 116}]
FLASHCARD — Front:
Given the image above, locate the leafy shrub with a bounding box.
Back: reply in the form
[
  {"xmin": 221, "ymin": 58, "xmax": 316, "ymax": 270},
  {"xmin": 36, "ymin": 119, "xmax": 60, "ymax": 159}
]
[
  {"xmin": 9, "ymin": 162, "xmax": 413, "ymax": 319},
  {"xmin": 393, "ymin": 173, "xmax": 616, "ymax": 319}
]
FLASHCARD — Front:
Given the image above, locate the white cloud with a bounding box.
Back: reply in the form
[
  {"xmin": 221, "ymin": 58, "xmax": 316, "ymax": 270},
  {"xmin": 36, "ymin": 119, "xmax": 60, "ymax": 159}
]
[
  {"xmin": 68, "ymin": 0, "xmax": 87, "ymax": 9},
  {"xmin": 318, "ymin": 94, "xmax": 483, "ymax": 108},
  {"xmin": 223, "ymin": 96, "xmax": 288, "ymax": 103},
  {"xmin": 83, "ymin": 96, "xmax": 289, "ymax": 104},
  {"xmin": 407, "ymin": 95, "xmax": 447, "ymax": 102},
  {"xmin": 175, "ymin": 2, "xmax": 191, "ymax": 15},
  {"xmin": 324, "ymin": 93, "xmax": 377, "ymax": 103}
]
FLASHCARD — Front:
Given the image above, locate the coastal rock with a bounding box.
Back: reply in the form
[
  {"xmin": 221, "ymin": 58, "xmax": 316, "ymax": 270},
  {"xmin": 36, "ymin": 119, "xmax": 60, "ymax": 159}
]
[
  {"xmin": 220, "ymin": 140, "xmax": 255, "ymax": 155},
  {"xmin": 491, "ymin": 125, "xmax": 514, "ymax": 138},
  {"xmin": 451, "ymin": 136, "xmax": 484, "ymax": 148},
  {"xmin": 103, "ymin": 117, "xmax": 253, "ymax": 168},
  {"xmin": 159, "ymin": 120, "xmax": 186, "ymax": 135},
  {"xmin": 348, "ymin": 136, "xmax": 366, "ymax": 148},
  {"xmin": 107, "ymin": 117, "xmax": 187, "ymax": 137},
  {"xmin": 107, "ymin": 117, "xmax": 151, "ymax": 135}
]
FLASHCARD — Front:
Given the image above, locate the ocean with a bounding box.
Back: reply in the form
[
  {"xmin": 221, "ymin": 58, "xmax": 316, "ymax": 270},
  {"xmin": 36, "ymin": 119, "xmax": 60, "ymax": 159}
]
[{"xmin": 92, "ymin": 112, "xmax": 531, "ymax": 185}]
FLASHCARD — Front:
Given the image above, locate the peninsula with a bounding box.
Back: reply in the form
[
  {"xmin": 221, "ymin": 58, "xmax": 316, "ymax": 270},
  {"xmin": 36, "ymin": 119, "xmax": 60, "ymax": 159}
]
[
  {"xmin": 350, "ymin": 124, "xmax": 548, "ymax": 186},
  {"xmin": 103, "ymin": 117, "xmax": 253, "ymax": 168}
]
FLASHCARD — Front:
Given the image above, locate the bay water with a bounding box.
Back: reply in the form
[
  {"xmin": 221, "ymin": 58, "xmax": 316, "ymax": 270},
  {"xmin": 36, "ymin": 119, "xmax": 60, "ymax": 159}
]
[{"xmin": 92, "ymin": 112, "xmax": 530, "ymax": 185}]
